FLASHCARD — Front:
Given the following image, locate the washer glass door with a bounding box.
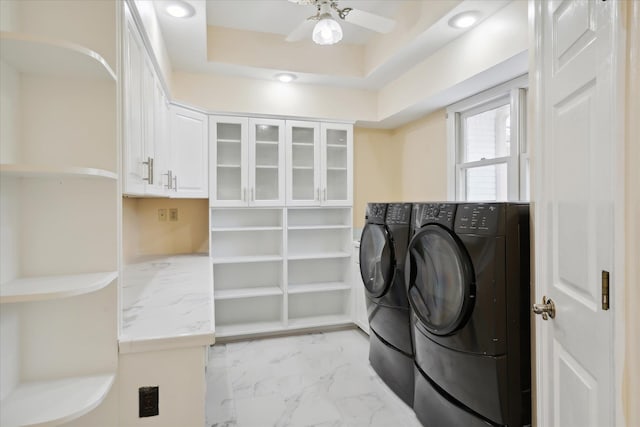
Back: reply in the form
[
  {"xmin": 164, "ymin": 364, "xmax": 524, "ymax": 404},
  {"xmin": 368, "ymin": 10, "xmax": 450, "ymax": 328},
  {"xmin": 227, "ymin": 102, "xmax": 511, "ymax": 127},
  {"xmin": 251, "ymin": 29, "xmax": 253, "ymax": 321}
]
[
  {"xmin": 406, "ymin": 224, "xmax": 474, "ymax": 335},
  {"xmin": 359, "ymin": 223, "xmax": 394, "ymax": 298}
]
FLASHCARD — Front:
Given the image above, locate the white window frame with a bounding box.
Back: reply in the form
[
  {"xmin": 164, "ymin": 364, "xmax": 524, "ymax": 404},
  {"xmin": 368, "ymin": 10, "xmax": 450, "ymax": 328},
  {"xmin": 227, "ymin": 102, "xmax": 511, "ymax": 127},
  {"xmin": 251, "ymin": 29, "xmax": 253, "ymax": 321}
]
[{"xmin": 446, "ymin": 75, "xmax": 529, "ymax": 201}]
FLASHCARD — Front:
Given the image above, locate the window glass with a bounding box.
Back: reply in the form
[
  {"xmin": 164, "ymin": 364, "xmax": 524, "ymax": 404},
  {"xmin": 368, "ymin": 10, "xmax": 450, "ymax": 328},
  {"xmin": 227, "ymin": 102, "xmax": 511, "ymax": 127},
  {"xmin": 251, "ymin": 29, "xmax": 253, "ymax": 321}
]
[
  {"xmin": 465, "ymin": 163, "xmax": 508, "ymax": 201},
  {"xmin": 463, "ymin": 103, "xmax": 511, "ymax": 162}
]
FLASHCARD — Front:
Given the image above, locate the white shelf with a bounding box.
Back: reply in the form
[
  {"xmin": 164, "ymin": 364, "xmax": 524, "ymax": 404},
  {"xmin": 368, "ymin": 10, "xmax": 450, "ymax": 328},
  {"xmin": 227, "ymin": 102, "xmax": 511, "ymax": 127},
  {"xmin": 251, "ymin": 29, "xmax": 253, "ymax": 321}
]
[
  {"xmin": 216, "ymin": 321, "xmax": 284, "ymax": 338},
  {"xmin": 255, "ymin": 140, "xmax": 279, "ymax": 145},
  {"xmin": 326, "ymin": 144, "xmax": 347, "ymax": 148},
  {"xmin": 288, "ymin": 225, "xmax": 350, "ymax": 230},
  {"xmin": 288, "ymin": 252, "xmax": 351, "ymax": 261},
  {"xmin": 292, "ymin": 142, "xmax": 314, "ymax": 147},
  {"xmin": 287, "ymin": 315, "xmax": 352, "ymax": 329},
  {"xmin": 211, "ymin": 226, "xmax": 282, "ymax": 232},
  {"xmin": 217, "ymin": 138, "xmax": 241, "ymax": 144},
  {"xmin": 0, "ymin": 164, "xmax": 118, "ymax": 180},
  {"xmin": 215, "ymin": 286, "xmax": 282, "ymax": 300},
  {"xmin": 212, "ymin": 255, "xmax": 283, "ymax": 264},
  {"xmin": 216, "ymin": 164, "xmax": 241, "ymax": 168},
  {"xmin": 327, "ymin": 167, "xmax": 348, "ymax": 171},
  {"xmin": 0, "ymin": 374, "xmax": 115, "ymax": 427},
  {"xmin": 0, "ymin": 31, "xmax": 116, "ymax": 80},
  {"xmin": 0, "ymin": 272, "xmax": 118, "ymax": 304},
  {"xmin": 288, "ymin": 282, "xmax": 351, "ymax": 294},
  {"xmin": 292, "ymin": 166, "xmax": 313, "ymax": 170},
  {"xmin": 255, "ymin": 165, "xmax": 278, "ymax": 169}
]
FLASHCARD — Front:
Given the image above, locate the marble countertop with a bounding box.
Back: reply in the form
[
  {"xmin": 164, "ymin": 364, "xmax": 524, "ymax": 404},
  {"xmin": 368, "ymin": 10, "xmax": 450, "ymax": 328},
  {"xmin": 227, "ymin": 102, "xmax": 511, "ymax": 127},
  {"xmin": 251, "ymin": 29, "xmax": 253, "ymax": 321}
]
[{"xmin": 119, "ymin": 254, "xmax": 215, "ymax": 354}]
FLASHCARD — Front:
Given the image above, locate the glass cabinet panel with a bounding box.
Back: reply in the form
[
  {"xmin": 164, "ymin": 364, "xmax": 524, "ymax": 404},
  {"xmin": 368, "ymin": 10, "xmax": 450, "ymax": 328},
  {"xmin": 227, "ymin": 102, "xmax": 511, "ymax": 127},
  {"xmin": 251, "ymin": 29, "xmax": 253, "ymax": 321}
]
[
  {"xmin": 216, "ymin": 122, "xmax": 243, "ymax": 201},
  {"xmin": 290, "ymin": 124, "xmax": 318, "ymax": 203},
  {"xmin": 252, "ymin": 120, "xmax": 284, "ymax": 204},
  {"xmin": 324, "ymin": 127, "xmax": 349, "ymax": 202}
]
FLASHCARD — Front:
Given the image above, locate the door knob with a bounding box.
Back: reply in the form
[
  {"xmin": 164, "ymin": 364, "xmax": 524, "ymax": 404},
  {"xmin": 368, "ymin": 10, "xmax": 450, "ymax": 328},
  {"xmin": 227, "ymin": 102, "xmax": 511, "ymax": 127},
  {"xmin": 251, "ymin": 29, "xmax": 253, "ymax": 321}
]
[{"xmin": 533, "ymin": 296, "xmax": 556, "ymax": 320}]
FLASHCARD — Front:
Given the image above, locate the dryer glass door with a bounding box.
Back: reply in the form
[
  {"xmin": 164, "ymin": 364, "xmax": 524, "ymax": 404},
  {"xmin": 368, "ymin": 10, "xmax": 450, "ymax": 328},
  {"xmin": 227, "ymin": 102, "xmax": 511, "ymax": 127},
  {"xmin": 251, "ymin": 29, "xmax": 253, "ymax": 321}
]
[
  {"xmin": 359, "ymin": 223, "xmax": 394, "ymax": 298},
  {"xmin": 406, "ymin": 224, "xmax": 474, "ymax": 336}
]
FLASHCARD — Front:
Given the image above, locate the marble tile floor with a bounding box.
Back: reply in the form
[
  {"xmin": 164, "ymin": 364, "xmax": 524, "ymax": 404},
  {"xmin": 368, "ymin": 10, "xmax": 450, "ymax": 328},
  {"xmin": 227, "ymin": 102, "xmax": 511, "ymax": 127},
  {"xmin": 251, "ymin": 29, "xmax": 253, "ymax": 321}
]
[{"xmin": 205, "ymin": 329, "xmax": 423, "ymax": 427}]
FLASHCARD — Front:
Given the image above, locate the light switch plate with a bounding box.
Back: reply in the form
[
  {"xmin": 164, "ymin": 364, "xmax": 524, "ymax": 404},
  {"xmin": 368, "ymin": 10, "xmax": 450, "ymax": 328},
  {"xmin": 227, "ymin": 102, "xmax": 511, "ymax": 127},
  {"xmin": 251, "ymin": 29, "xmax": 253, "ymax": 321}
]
[
  {"xmin": 169, "ymin": 208, "xmax": 178, "ymax": 222},
  {"xmin": 158, "ymin": 209, "xmax": 167, "ymax": 221}
]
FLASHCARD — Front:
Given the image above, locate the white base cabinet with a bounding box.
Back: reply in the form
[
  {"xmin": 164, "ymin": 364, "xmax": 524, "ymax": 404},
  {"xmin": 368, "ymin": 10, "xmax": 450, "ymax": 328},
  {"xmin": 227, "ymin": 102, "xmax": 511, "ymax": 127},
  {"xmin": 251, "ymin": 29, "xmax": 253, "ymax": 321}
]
[{"xmin": 211, "ymin": 207, "xmax": 353, "ymax": 338}]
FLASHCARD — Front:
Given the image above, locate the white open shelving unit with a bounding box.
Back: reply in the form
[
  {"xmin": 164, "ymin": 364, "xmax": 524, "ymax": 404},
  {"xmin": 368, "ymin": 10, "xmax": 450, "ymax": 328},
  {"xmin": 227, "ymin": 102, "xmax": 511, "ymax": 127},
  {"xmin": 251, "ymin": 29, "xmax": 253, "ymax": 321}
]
[
  {"xmin": 0, "ymin": 3, "xmax": 119, "ymax": 424},
  {"xmin": 210, "ymin": 206, "xmax": 354, "ymax": 339}
]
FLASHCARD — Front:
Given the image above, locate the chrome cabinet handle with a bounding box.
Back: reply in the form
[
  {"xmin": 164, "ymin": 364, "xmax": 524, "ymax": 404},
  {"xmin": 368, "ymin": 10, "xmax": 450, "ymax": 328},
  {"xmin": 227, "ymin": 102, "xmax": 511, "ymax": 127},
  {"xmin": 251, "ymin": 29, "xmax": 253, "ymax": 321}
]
[
  {"xmin": 251, "ymin": 188, "xmax": 254, "ymax": 202},
  {"xmin": 323, "ymin": 188, "xmax": 327, "ymax": 201},
  {"xmin": 242, "ymin": 187, "xmax": 246, "ymax": 202},
  {"xmin": 173, "ymin": 175, "xmax": 178, "ymax": 192},
  {"xmin": 163, "ymin": 170, "xmax": 173, "ymax": 189},
  {"xmin": 142, "ymin": 157, "xmax": 153, "ymax": 184},
  {"xmin": 317, "ymin": 188, "xmax": 320, "ymax": 201},
  {"xmin": 533, "ymin": 296, "xmax": 556, "ymax": 320}
]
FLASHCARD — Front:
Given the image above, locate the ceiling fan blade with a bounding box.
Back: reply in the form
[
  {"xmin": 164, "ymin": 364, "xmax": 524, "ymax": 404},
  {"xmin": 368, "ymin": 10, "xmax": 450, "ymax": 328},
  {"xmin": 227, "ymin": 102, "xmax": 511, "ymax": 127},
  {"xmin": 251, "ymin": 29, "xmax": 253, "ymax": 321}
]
[
  {"xmin": 343, "ymin": 8, "xmax": 395, "ymax": 34},
  {"xmin": 285, "ymin": 18, "xmax": 316, "ymax": 42}
]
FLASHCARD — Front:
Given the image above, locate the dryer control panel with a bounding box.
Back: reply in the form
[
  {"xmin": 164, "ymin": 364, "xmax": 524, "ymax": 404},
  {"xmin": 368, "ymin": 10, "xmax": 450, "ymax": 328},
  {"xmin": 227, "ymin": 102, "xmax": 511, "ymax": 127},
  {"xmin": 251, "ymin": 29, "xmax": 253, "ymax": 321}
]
[
  {"xmin": 454, "ymin": 203, "xmax": 503, "ymax": 235},
  {"xmin": 386, "ymin": 203, "xmax": 412, "ymax": 225},
  {"xmin": 365, "ymin": 203, "xmax": 387, "ymax": 224},
  {"xmin": 413, "ymin": 203, "xmax": 457, "ymax": 228}
]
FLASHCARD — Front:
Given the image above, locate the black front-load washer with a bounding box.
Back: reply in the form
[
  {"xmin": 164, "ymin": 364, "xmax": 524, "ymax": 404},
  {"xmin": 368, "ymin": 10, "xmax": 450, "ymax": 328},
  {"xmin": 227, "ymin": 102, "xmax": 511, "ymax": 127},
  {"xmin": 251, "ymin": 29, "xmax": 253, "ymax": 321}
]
[
  {"xmin": 359, "ymin": 202, "xmax": 414, "ymax": 406},
  {"xmin": 406, "ymin": 202, "xmax": 531, "ymax": 427}
]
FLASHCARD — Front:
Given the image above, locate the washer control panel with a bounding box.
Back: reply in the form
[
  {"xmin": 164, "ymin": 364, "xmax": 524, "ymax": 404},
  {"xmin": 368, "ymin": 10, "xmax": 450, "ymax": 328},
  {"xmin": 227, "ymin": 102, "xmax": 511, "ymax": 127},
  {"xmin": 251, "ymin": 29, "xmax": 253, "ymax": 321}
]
[
  {"xmin": 386, "ymin": 203, "xmax": 412, "ymax": 225},
  {"xmin": 454, "ymin": 203, "xmax": 502, "ymax": 235},
  {"xmin": 413, "ymin": 203, "xmax": 457, "ymax": 228},
  {"xmin": 365, "ymin": 203, "xmax": 387, "ymax": 224}
]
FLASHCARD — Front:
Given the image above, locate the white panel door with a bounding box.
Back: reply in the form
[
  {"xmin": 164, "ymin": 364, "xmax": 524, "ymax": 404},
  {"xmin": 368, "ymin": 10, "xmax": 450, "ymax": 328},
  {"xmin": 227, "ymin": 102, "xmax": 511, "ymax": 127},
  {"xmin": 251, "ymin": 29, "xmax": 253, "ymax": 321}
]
[
  {"xmin": 209, "ymin": 116, "xmax": 249, "ymax": 207},
  {"xmin": 169, "ymin": 105, "xmax": 208, "ymax": 198},
  {"xmin": 535, "ymin": 1, "xmax": 619, "ymax": 426},
  {"xmin": 286, "ymin": 120, "xmax": 320, "ymax": 206},
  {"xmin": 122, "ymin": 10, "xmax": 145, "ymax": 196}
]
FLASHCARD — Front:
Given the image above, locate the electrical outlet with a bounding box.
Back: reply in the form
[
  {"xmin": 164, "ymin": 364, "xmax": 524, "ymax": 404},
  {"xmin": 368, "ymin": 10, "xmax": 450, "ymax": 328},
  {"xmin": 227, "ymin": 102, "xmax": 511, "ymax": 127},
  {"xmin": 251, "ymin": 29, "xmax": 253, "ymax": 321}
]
[
  {"xmin": 169, "ymin": 208, "xmax": 178, "ymax": 222},
  {"xmin": 138, "ymin": 386, "xmax": 159, "ymax": 417},
  {"xmin": 158, "ymin": 209, "xmax": 167, "ymax": 221}
]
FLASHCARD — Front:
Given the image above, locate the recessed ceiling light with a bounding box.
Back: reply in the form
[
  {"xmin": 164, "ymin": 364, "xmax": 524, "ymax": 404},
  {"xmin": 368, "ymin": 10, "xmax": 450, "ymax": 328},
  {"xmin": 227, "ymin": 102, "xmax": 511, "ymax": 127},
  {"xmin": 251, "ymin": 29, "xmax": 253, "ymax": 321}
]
[
  {"xmin": 276, "ymin": 73, "xmax": 297, "ymax": 83},
  {"xmin": 165, "ymin": 1, "xmax": 195, "ymax": 18},
  {"xmin": 448, "ymin": 11, "xmax": 480, "ymax": 29}
]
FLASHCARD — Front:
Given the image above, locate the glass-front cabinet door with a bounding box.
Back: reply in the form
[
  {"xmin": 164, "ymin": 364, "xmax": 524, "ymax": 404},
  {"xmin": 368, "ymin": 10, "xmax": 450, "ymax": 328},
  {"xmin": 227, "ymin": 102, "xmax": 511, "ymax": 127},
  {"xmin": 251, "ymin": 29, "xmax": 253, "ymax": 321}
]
[
  {"xmin": 249, "ymin": 118, "xmax": 285, "ymax": 206},
  {"xmin": 209, "ymin": 116, "xmax": 248, "ymax": 207},
  {"xmin": 286, "ymin": 121, "xmax": 320, "ymax": 206},
  {"xmin": 321, "ymin": 123, "xmax": 353, "ymax": 206}
]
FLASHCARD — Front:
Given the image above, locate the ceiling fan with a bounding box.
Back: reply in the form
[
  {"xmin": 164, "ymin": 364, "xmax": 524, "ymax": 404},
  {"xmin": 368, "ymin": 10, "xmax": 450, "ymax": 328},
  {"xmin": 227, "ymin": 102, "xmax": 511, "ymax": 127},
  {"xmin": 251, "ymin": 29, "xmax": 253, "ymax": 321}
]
[{"xmin": 286, "ymin": 0, "xmax": 396, "ymax": 45}]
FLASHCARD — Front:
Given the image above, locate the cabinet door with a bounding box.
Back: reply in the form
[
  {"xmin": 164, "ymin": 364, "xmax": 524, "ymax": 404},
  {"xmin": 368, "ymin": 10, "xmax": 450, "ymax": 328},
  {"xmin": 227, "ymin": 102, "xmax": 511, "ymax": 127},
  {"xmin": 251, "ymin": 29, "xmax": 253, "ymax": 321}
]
[
  {"xmin": 122, "ymin": 13, "xmax": 145, "ymax": 196},
  {"xmin": 249, "ymin": 118, "xmax": 285, "ymax": 206},
  {"xmin": 141, "ymin": 57, "xmax": 165, "ymax": 196},
  {"xmin": 169, "ymin": 105, "xmax": 208, "ymax": 198},
  {"xmin": 154, "ymin": 78, "xmax": 170, "ymax": 194},
  {"xmin": 286, "ymin": 121, "xmax": 320, "ymax": 206},
  {"xmin": 321, "ymin": 123, "xmax": 352, "ymax": 206},
  {"xmin": 209, "ymin": 116, "xmax": 249, "ymax": 207}
]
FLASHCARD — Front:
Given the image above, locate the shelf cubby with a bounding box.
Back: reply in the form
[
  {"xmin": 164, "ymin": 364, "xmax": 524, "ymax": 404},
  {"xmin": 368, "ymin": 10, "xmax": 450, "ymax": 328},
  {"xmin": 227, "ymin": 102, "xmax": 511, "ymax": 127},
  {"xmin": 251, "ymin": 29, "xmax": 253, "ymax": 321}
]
[
  {"xmin": 287, "ymin": 207, "xmax": 351, "ymax": 227},
  {"xmin": 213, "ymin": 261, "xmax": 282, "ymax": 296},
  {"xmin": 0, "ymin": 271, "xmax": 117, "ymax": 304},
  {"xmin": 211, "ymin": 208, "xmax": 282, "ymax": 228},
  {"xmin": 288, "ymin": 291, "xmax": 351, "ymax": 325},
  {"xmin": 215, "ymin": 295, "xmax": 283, "ymax": 334},
  {"xmin": 0, "ymin": 374, "xmax": 115, "ymax": 427},
  {"xmin": 288, "ymin": 228, "xmax": 350, "ymax": 256}
]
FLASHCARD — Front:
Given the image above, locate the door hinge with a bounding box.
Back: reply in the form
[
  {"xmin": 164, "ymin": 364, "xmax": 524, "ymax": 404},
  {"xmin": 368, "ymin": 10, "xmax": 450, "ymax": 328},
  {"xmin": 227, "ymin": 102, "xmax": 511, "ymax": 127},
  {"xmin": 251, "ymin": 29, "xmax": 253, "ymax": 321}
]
[{"xmin": 602, "ymin": 270, "xmax": 610, "ymax": 310}]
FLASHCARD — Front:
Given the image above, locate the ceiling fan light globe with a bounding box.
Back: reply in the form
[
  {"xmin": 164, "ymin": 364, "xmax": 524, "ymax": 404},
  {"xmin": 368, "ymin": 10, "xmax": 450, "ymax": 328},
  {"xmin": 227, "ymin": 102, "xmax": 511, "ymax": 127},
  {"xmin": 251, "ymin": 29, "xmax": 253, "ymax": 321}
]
[{"xmin": 312, "ymin": 18, "xmax": 343, "ymax": 45}]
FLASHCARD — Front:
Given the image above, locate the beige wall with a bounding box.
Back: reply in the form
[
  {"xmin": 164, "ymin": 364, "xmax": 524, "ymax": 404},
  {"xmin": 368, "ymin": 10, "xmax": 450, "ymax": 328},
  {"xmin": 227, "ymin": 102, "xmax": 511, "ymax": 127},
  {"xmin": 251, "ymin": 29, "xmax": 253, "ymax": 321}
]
[
  {"xmin": 353, "ymin": 127, "xmax": 401, "ymax": 228},
  {"xmin": 123, "ymin": 198, "xmax": 209, "ymax": 262},
  {"xmin": 394, "ymin": 109, "xmax": 449, "ymax": 201},
  {"xmin": 352, "ymin": 108, "xmax": 448, "ymax": 227}
]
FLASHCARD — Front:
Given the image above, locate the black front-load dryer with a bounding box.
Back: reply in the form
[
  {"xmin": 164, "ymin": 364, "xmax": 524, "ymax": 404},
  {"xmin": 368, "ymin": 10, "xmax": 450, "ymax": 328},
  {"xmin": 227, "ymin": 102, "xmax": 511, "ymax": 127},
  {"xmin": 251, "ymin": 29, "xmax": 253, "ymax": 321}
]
[
  {"xmin": 359, "ymin": 202, "xmax": 413, "ymax": 406},
  {"xmin": 406, "ymin": 203, "xmax": 531, "ymax": 427}
]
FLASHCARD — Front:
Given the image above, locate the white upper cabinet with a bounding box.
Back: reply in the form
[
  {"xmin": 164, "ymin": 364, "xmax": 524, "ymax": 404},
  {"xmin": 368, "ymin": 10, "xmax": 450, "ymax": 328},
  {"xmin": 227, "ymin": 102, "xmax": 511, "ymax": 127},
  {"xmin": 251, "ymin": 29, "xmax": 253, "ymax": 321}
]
[
  {"xmin": 122, "ymin": 10, "xmax": 145, "ymax": 195},
  {"xmin": 210, "ymin": 116, "xmax": 285, "ymax": 207},
  {"xmin": 169, "ymin": 105, "xmax": 209, "ymax": 198},
  {"xmin": 250, "ymin": 118, "xmax": 286, "ymax": 206},
  {"xmin": 286, "ymin": 121, "xmax": 320, "ymax": 206},
  {"xmin": 122, "ymin": 8, "xmax": 167, "ymax": 196},
  {"xmin": 285, "ymin": 121, "xmax": 353, "ymax": 206},
  {"xmin": 321, "ymin": 123, "xmax": 353, "ymax": 206}
]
